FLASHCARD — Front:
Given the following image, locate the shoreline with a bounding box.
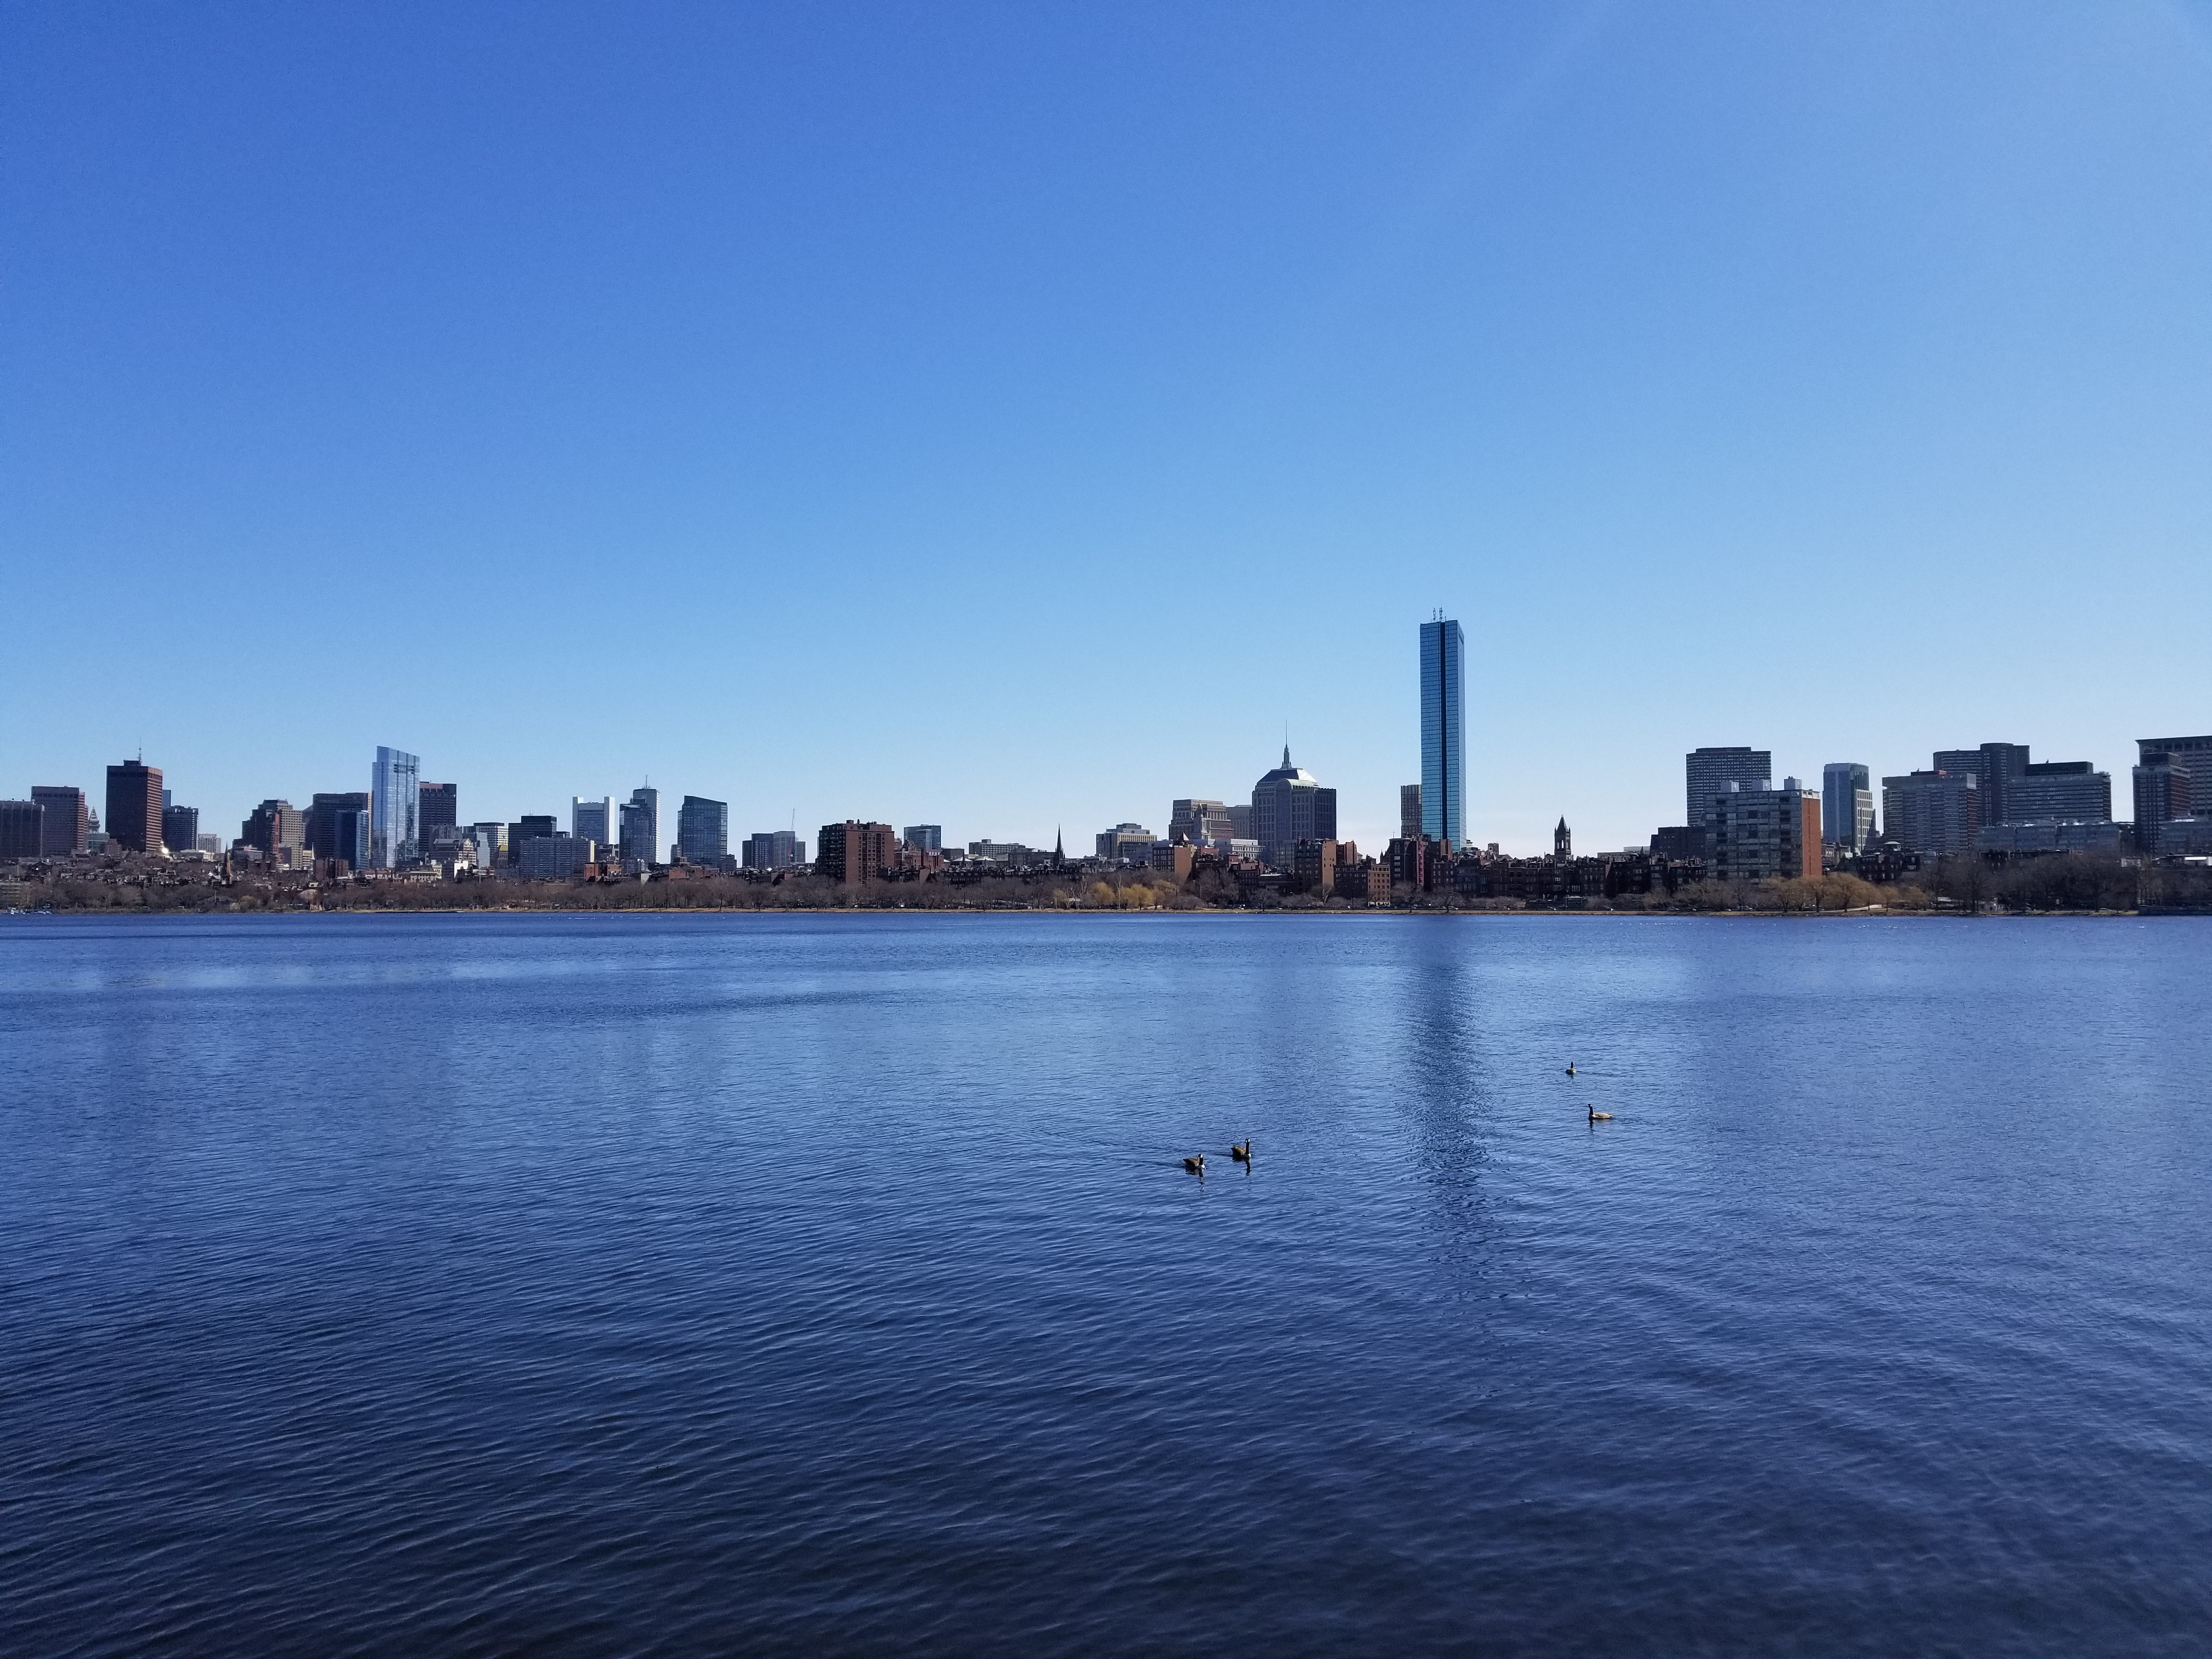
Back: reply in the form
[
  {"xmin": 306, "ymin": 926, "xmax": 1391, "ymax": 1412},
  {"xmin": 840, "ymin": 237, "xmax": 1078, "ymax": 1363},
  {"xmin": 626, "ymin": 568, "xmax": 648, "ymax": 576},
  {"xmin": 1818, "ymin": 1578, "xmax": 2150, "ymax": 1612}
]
[{"xmin": 3, "ymin": 904, "xmax": 2171, "ymax": 921}]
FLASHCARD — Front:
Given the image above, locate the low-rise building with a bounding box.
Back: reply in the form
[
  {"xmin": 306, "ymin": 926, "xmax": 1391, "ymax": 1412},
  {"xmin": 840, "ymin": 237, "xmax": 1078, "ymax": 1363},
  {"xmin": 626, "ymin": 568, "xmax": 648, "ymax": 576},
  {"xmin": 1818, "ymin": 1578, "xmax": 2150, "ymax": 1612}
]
[
  {"xmin": 1979, "ymin": 820, "xmax": 2127, "ymax": 856},
  {"xmin": 520, "ymin": 834, "xmax": 595, "ymax": 879},
  {"xmin": 1291, "ymin": 838, "xmax": 1347, "ymax": 894},
  {"xmin": 1334, "ymin": 856, "xmax": 1390, "ymax": 903},
  {"xmin": 1096, "ymin": 823, "xmax": 1157, "ymax": 864},
  {"xmin": 2155, "ymin": 817, "xmax": 2212, "ymax": 856},
  {"xmin": 1149, "ymin": 841, "xmax": 1195, "ymax": 879}
]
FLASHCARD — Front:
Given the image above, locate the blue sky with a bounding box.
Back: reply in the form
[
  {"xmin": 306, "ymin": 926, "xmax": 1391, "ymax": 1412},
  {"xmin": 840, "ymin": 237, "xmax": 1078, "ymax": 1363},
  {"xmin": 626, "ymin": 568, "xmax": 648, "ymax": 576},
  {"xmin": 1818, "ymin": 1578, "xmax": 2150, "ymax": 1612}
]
[{"xmin": 5, "ymin": 3, "xmax": 2209, "ymax": 854}]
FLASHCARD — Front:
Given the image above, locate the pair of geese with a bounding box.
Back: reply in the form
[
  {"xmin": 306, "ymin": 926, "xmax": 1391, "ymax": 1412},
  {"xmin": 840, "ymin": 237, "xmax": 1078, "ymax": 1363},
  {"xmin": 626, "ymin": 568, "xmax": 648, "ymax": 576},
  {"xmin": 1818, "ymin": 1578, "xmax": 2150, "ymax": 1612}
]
[
  {"xmin": 1182, "ymin": 1064, "xmax": 1608, "ymax": 1176},
  {"xmin": 1567, "ymin": 1061, "xmax": 1613, "ymax": 1120},
  {"xmin": 1183, "ymin": 1141, "xmax": 1251, "ymax": 1175}
]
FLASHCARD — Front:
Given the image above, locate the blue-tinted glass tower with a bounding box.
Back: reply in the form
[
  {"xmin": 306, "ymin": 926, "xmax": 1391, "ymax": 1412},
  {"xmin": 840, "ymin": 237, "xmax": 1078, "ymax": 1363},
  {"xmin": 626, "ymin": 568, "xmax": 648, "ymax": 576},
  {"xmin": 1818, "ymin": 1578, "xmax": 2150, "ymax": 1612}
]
[
  {"xmin": 369, "ymin": 745, "xmax": 420, "ymax": 870},
  {"xmin": 1419, "ymin": 616, "xmax": 1464, "ymax": 848}
]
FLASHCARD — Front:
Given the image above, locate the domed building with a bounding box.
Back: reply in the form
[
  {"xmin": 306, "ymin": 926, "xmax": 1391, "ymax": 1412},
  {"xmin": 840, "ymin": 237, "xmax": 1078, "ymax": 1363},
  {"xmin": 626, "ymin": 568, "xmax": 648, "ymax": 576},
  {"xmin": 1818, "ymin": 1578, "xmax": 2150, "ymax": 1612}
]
[{"xmin": 1250, "ymin": 747, "xmax": 1338, "ymax": 871}]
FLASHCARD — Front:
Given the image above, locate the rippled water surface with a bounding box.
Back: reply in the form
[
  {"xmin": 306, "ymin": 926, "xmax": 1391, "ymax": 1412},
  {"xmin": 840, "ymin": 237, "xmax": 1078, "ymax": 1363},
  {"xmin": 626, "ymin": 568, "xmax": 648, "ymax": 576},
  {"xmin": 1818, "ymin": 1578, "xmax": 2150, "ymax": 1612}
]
[{"xmin": 3, "ymin": 912, "xmax": 2208, "ymax": 1656}]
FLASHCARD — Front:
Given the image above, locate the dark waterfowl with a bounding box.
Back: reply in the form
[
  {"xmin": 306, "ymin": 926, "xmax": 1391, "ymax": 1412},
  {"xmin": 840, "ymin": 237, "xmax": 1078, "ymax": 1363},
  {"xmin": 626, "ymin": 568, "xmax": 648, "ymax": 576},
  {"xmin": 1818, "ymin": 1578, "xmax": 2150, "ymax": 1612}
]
[
  {"xmin": 1182, "ymin": 1155, "xmax": 1206, "ymax": 1174},
  {"xmin": 1588, "ymin": 1106, "xmax": 1612, "ymax": 1121},
  {"xmin": 1230, "ymin": 1141, "xmax": 1251, "ymax": 1162}
]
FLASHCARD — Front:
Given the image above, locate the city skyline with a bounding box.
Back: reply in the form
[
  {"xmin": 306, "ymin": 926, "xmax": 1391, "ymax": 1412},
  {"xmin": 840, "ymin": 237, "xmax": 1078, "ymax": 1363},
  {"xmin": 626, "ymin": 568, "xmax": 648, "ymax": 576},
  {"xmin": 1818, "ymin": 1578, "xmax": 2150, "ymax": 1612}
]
[
  {"xmin": 17, "ymin": 713, "xmax": 2205, "ymax": 876},
  {"xmin": 5, "ymin": 8, "xmax": 2209, "ymax": 858}
]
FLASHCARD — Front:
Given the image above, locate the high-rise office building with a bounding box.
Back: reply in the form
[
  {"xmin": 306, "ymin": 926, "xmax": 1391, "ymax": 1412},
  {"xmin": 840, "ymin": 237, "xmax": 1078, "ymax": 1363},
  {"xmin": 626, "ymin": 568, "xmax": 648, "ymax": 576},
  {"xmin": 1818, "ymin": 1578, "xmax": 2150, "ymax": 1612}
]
[
  {"xmin": 2007, "ymin": 763, "xmax": 2112, "ymax": 824},
  {"xmin": 31, "ymin": 787, "xmax": 88, "ymax": 856},
  {"xmin": 1251, "ymin": 748, "xmax": 1338, "ymax": 870},
  {"xmin": 417, "ymin": 782, "xmax": 458, "ymax": 849},
  {"xmin": 2132, "ymin": 752, "xmax": 2193, "ymax": 854},
  {"xmin": 242, "ymin": 800, "xmax": 305, "ymax": 861},
  {"xmin": 902, "ymin": 825, "xmax": 943, "ymax": 852},
  {"xmin": 1821, "ymin": 763, "xmax": 1874, "ymax": 850},
  {"xmin": 0, "ymin": 800, "xmax": 40, "ymax": 859},
  {"xmin": 743, "ymin": 830, "xmax": 801, "ymax": 870},
  {"xmin": 2137, "ymin": 735, "xmax": 2212, "ymax": 815},
  {"xmin": 1419, "ymin": 616, "xmax": 1465, "ymax": 849},
  {"xmin": 618, "ymin": 787, "xmax": 659, "ymax": 867},
  {"xmin": 572, "ymin": 797, "xmax": 614, "ymax": 844},
  {"xmin": 1932, "ymin": 744, "xmax": 2028, "ymax": 827},
  {"xmin": 307, "ymin": 792, "xmax": 371, "ymax": 866},
  {"xmin": 1881, "ymin": 770, "xmax": 1980, "ymax": 855},
  {"xmin": 105, "ymin": 760, "xmax": 163, "ymax": 853},
  {"xmin": 1685, "ymin": 749, "xmax": 1771, "ymax": 846},
  {"xmin": 677, "ymin": 796, "xmax": 729, "ymax": 863},
  {"xmin": 509, "ymin": 815, "xmax": 558, "ymax": 860},
  {"xmin": 1400, "ymin": 785, "xmax": 1422, "ymax": 843},
  {"xmin": 162, "ymin": 804, "xmax": 200, "ymax": 856},
  {"xmin": 369, "ymin": 746, "xmax": 420, "ymax": 870}
]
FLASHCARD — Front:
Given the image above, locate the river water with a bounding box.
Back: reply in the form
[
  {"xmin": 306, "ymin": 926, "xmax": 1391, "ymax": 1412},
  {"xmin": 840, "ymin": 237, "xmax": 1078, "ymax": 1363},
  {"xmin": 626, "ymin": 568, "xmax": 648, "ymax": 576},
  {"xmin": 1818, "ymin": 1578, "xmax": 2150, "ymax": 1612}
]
[{"xmin": 2, "ymin": 912, "xmax": 2207, "ymax": 1655}]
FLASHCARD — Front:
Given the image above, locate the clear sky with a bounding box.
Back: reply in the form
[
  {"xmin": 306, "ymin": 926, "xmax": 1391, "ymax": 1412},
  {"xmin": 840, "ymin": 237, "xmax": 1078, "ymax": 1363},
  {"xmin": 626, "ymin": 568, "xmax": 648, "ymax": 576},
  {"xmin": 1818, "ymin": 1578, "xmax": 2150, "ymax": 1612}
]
[{"xmin": 6, "ymin": 3, "xmax": 2210, "ymax": 854}]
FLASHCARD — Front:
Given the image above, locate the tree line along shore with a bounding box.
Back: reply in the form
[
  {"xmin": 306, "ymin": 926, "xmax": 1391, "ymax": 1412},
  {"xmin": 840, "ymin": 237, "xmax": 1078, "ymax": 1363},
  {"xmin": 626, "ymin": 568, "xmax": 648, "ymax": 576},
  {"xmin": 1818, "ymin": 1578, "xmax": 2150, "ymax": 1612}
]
[{"xmin": 6, "ymin": 851, "xmax": 2209, "ymax": 917}]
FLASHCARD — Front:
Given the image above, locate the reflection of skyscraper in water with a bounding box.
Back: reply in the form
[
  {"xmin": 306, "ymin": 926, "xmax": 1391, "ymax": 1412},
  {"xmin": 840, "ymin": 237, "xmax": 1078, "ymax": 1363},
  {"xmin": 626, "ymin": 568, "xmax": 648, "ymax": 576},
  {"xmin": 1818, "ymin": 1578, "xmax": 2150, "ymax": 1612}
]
[{"xmin": 1419, "ymin": 616, "xmax": 1464, "ymax": 849}]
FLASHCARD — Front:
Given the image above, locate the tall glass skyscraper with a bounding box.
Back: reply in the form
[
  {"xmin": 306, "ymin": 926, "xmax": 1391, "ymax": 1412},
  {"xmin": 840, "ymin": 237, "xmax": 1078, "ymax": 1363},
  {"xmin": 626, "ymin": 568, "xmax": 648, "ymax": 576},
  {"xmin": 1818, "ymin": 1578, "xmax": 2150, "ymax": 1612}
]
[
  {"xmin": 619, "ymin": 786, "xmax": 661, "ymax": 867},
  {"xmin": 1822, "ymin": 761, "xmax": 1874, "ymax": 851},
  {"xmin": 369, "ymin": 745, "xmax": 421, "ymax": 870},
  {"xmin": 1419, "ymin": 616, "xmax": 1465, "ymax": 849}
]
